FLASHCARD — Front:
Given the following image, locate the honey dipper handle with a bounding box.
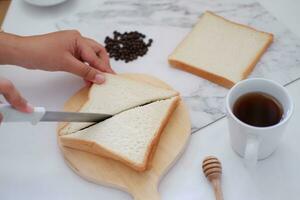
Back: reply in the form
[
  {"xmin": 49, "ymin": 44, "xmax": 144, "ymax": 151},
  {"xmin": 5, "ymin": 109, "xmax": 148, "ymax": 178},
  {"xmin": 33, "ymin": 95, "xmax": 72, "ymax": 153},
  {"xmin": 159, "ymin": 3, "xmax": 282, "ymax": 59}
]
[{"xmin": 211, "ymin": 179, "xmax": 223, "ymax": 200}]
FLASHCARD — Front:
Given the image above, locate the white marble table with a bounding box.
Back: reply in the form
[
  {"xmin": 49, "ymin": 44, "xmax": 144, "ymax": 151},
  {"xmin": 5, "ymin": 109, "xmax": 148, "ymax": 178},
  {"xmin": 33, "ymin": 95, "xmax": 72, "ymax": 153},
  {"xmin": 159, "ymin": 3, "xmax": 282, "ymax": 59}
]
[{"xmin": 0, "ymin": 0, "xmax": 300, "ymax": 199}]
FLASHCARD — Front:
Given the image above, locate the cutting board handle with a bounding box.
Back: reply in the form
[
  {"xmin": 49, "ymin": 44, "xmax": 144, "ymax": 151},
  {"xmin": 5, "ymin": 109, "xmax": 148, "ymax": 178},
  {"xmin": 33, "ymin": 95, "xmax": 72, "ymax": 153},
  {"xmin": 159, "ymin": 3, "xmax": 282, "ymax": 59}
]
[
  {"xmin": 132, "ymin": 187, "xmax": 160, "ymax": 200},
  {"xmin": 130, "ymin": 181, "xmax": 160, "ymax": 200}
]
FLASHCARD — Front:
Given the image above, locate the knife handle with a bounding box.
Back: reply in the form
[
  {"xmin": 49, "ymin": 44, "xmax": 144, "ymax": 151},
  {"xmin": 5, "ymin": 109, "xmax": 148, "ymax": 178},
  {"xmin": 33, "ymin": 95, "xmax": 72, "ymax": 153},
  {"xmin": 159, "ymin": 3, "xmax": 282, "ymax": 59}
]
[{"xmin": 0, "ymin": 104, "xmax": 45, "ymax": 125}]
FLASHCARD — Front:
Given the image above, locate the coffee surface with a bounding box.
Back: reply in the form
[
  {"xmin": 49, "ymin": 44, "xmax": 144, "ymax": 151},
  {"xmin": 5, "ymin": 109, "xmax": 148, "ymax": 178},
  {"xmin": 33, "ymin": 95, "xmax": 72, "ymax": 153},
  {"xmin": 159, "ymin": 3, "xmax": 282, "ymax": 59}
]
[{"xmin": 233, "ymin": 92, "xmax": 283, "ymax": 127}]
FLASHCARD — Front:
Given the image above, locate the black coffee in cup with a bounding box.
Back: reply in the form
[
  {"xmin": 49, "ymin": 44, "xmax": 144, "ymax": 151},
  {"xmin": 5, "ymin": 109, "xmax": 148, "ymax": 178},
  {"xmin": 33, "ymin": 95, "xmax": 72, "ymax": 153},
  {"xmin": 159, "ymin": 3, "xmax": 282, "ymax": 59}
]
[{"xmin": 233, "ymin": 92, "xmax": 283, "ymax": 127}]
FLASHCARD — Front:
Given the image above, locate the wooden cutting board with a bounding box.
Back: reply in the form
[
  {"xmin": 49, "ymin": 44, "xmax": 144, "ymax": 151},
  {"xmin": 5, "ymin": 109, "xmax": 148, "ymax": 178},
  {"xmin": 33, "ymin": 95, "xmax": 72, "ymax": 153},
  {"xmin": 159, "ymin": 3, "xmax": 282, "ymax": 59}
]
[{"xmin": 57, "ymin": 73, "xmax": 191, "ymax": 200}]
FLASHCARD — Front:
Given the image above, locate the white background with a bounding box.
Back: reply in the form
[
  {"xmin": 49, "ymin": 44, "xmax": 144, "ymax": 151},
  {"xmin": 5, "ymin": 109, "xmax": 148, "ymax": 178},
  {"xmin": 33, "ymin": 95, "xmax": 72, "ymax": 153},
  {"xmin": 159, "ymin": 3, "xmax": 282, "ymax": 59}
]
[{"xmin": 0, "ymin": 0, "xmax": 300, "ymax": 199}]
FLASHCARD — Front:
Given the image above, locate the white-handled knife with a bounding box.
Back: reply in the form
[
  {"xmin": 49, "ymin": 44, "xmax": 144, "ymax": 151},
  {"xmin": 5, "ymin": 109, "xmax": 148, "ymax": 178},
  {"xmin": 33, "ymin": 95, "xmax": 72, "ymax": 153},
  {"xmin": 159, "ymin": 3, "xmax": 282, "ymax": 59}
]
[{"xmin": 0, "ymin": 104, "xmax": 112, "ymax": 125}]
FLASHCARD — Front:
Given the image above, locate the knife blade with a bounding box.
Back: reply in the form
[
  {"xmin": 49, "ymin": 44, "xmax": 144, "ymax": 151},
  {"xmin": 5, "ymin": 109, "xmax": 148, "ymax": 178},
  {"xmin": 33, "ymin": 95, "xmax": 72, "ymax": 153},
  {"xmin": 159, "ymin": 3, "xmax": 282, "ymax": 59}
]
[
  {"xmin": 0, "ymin": 104, "xmax": 112, "ymax": 125},
  {"xmin": 40, "ymin": 111, "xmax": 112, "ymax": 122}
]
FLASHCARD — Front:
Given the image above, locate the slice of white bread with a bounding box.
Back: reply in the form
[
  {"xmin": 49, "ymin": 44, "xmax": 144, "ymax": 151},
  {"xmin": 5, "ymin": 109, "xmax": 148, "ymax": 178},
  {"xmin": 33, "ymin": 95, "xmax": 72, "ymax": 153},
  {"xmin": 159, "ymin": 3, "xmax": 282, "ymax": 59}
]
[
  {"xmin": 60, "ymin": 73, "xmax": 178, "ymax": 135},
  {"xmin": 60, "ymin": 96, "xmax": 180, "ymax": 171},
  {"xmin": 168, "ymin": 11, "xmax": 273, "ymax": 88}
]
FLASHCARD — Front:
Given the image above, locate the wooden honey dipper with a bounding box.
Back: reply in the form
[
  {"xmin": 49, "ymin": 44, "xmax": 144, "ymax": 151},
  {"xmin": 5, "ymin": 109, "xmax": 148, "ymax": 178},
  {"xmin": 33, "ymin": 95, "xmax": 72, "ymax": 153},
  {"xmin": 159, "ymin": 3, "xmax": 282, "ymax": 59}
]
[{"xmin": 202, "ymin": 156, "xmax": 223, "ymax": 200}]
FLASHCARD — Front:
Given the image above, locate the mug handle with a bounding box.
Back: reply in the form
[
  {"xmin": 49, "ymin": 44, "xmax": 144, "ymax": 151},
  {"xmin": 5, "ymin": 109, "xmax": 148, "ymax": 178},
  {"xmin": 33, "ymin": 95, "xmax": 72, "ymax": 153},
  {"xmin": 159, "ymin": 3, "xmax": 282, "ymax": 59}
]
[{"xmin": 244, "ymin": 135, "xmax": 260, "ymax": 168}]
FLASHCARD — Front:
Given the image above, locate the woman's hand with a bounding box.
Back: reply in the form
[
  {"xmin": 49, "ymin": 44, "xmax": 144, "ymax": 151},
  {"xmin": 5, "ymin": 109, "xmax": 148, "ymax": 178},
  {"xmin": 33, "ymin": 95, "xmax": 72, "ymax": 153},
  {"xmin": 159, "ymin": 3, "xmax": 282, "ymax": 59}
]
[
  {"xmin": 0, "ymin": 30, "xmax": 112, "ymax": 123},
  {"xmin": 19, "ymin": 30, "xmax": 114, "ymax": 84},
  {"xmin": 0, "ymin": 78, "xmax": 33, "ymax": 124},
  {"xmin": 0, "ymin": 30, "xmax": 114, "ymax": 84}
]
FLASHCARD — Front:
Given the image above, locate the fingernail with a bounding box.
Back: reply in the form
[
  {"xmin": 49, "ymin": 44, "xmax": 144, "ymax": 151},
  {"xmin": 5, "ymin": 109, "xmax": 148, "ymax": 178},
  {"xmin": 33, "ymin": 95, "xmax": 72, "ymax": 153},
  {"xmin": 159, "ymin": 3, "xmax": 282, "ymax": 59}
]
[
  {"xmin": 93, "ymin": 74, "xmax": 105, "ymax": 84},
  {"xmin": 26, "ymin": 103, "xmax": 34, "ymax": 113}
]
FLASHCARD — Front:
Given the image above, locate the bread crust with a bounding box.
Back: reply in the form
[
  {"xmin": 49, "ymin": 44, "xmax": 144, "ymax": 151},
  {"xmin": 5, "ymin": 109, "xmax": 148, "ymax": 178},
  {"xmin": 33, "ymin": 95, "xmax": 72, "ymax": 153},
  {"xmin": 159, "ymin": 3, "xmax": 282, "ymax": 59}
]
[
  {"xmin": 60, "ymin": 96, "xmax": 180, "ymax": 172},
  {"xmin": 242, "ymin": 35, "xmax": 273, "ymax": 79},
  {"xmin": 143, "ymin": 96, "xmax": 180, "ymax": 170},
  {"xmin": 169, "ymin": 59, "xmax": 235, "ymax": 88},
  {"xmin": 206, "ymin": 11, "xmax": 274, "ymax": 37},
  {"xmin": 168, "ymin": 11, "xmax": 274, "ymax": 89}
]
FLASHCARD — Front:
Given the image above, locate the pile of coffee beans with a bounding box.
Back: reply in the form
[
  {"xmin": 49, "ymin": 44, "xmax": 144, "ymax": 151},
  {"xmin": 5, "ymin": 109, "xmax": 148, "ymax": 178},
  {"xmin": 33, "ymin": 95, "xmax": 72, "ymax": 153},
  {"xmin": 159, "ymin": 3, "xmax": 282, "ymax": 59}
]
[{"xmin": 104, "ymin": 31, "xmax": 153, "ymax": 63}]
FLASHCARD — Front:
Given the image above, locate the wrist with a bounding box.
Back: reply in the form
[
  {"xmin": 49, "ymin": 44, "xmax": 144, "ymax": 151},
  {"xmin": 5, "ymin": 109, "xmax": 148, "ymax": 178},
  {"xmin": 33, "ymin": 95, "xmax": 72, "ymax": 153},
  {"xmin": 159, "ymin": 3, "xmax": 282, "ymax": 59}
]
[{"xmin": 0, "ymin": 31, "xmax": 25, "ymax": 66}]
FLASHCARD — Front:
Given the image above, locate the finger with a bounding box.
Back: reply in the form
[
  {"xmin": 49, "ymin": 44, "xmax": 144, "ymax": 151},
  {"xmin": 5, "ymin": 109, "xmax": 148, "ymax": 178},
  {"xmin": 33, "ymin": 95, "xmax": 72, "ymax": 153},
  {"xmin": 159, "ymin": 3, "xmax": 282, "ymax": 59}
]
[
  {"xmin": 65, "ymin": 56, "xmax": 105, "ymax": 84},
  {"xmin": 84, "ymin": 38, "xmax": 111, "ymax": 64},
  {"xmin": 84, "ymin": 80, "xmax": 92, "ymax": 87},
  {"xmin": 84, "ymin": 38, "xmax": 115, "ymax": 74},
  {"xmin": 77, "ymin": 38, "xmax": 105, "ymax": 70},
  {"xmin": 0, "ymin": 79, "xmax": 33, "ymax": 113}
]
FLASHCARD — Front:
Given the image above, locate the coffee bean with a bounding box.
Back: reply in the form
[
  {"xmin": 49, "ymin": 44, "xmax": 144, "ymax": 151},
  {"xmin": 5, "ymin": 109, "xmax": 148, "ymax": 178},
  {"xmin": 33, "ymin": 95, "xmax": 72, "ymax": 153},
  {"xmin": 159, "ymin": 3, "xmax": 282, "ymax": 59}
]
[{"xmin": 104, "ymin": 30, "xmax": 153, "ymax": 63}]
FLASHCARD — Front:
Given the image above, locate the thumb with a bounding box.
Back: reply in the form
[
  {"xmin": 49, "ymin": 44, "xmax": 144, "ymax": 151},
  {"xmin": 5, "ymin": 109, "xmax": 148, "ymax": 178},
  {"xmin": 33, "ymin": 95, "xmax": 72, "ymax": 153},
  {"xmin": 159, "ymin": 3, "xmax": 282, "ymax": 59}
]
[
  {"xmin": 0, "ymin": 79, "xmax": 33, "ymax": 113},
  {"xmin": 65, "ymin": 56, "xmax": 105, "ymax": 84}
]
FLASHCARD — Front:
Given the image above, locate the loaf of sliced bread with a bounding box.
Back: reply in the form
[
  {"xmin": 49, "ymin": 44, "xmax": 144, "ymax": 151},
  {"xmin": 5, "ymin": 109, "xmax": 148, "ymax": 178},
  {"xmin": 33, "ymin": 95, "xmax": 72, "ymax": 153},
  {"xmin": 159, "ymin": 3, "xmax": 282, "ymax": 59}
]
[
  {"xmin": 60, "ymin": 96, "xmax": 179, "ymax": 171},
  {"xmin": 168, "ymin": 11, "xmax": 273, "ymax": 88},
  {"xmin": 60, "ymin": 73, "xmax": 178, "ymax": 135}
]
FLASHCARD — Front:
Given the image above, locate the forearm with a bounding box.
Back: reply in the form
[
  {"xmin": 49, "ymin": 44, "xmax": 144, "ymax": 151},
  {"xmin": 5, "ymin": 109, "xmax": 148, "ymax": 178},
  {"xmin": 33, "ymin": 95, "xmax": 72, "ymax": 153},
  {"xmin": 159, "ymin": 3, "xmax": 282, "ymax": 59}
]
[{"xmin": 0, "ymin": 31, "xmax": 25, "ymax": 66}]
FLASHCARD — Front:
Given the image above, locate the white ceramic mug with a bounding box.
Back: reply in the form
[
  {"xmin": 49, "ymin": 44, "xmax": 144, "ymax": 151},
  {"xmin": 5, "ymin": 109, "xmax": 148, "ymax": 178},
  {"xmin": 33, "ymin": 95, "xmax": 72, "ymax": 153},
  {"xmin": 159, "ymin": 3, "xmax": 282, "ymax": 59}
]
[{"xmin": 226, "ymin": 78, "xmax": 293, "ymax": 168}]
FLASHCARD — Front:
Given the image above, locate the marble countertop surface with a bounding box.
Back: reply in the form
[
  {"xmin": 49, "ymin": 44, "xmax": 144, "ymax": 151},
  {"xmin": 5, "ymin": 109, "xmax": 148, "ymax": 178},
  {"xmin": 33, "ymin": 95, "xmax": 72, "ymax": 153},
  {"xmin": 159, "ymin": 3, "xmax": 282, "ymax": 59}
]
[
  {"xmin": 56, "ymin": 0, "xmax": 300, "ymax": 133},
  {"xmin": 0, "ymin": 0, "xmax": 300, "ymax": 199}
]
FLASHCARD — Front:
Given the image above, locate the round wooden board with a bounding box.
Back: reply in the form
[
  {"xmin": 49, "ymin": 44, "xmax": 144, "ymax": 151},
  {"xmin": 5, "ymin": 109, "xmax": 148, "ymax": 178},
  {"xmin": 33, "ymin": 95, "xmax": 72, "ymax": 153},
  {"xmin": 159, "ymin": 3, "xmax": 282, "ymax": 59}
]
[{"xmin": 57, "ymin": 74, "xmax": 191, "ymax": 200}]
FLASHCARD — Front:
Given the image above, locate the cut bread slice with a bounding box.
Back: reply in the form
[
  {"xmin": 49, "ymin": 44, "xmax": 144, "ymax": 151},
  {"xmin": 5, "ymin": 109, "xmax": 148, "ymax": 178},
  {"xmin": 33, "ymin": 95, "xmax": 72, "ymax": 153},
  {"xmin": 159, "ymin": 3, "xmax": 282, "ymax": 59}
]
[
  {"xmin": 60, "ymin": 73, "xmax": 178, "ymax": 135},
  {"xmin": 60, "ymin": 96, "xmax": 180, "ymax": 171},
  {"xmin": 168, "ymin": 11, "xmax": 273, "ymax": 88}
]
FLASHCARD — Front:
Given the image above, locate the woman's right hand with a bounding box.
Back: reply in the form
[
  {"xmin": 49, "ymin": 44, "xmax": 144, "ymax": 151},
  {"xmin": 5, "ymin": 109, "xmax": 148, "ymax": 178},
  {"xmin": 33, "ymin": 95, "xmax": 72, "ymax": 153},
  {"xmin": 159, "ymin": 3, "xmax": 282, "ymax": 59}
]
[
  {"xmin": 0, "ymin": 30, "xmax": 114, "ymax": 85},
  {"xmin": 0, "ymin": 78, "xmax": 33, "ymax": 124}
]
